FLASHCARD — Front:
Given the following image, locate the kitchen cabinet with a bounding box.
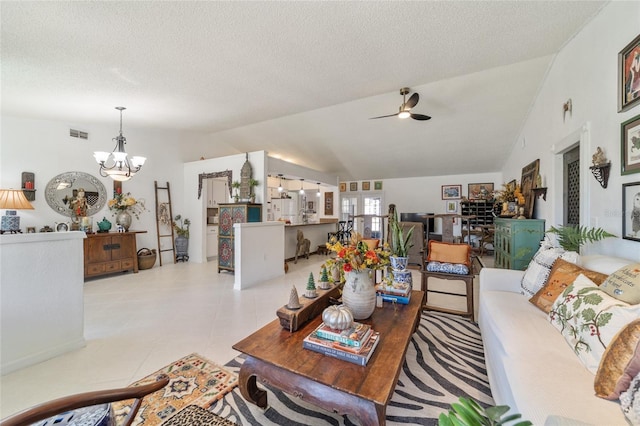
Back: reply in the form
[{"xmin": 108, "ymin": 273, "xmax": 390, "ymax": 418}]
[
  {"xmin": 207, "ymin": 179, "xmax": 228, "ymax": 207},
  {"xmin": 84, "ymin": 231, "xmax": 145, "ymax": 278},
  {"xmin": 494, "ymin": 218, "xmax": 545, "ymax": 270},
  {"xmin": 206, "ymin": 225, "xmax": 218, "ymax": 258},
  {"xmin": 218, "ymin": 203, "xmax": 262, "ymax": 273}
]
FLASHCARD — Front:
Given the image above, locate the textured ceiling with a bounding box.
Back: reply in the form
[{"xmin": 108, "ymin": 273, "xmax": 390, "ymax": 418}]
[{"xmin": 1, "ymin": 1, "xmax": 606, "ymax": 181}]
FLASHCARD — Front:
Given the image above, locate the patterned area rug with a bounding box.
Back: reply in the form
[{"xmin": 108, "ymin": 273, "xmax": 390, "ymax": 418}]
[
  {"xmin": 113, "ymin": 353, "xmax": 238, "ymax": 426},
  {"xmin": 162, "ymin": 405, "xmax": 237, "ymax": 426},
  {"xmin": 210, "ymin": 312, "xmax": 493, "ymax": 425}
]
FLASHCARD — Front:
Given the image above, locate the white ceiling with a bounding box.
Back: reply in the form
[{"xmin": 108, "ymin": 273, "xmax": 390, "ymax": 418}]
[{"xmin": 1, "ymin": 1, "xmax": 606, "ymax": 181}]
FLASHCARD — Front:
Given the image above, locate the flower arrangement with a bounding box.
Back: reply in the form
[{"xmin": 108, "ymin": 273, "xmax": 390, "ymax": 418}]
[
  {"xmin": 325, "ymin": 233, "xmax": 390, "ymax": 273},
  {"xmin": 108, "ymin": 189, "xmax": 146, "ymax": 219},
  {"xmin": 173, "ymin": 215, "xmax": 191, "ymax": 238},
  {"xmin": 495, "ymin": 182, "xmax": 525, "ymax": 205}
]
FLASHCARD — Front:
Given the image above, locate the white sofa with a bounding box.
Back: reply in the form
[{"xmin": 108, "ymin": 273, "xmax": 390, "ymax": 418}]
[{"xmin": 478, "ymin": 255, "xmax": 635, "ymax": 425}]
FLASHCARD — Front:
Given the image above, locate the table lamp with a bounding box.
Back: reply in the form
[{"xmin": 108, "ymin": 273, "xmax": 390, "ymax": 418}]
[{"xmin": 0, "ymin": 189, "xmax": 35, "ymax": 234}]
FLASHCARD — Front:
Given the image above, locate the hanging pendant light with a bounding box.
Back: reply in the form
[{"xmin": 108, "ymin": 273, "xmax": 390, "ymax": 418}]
[
  {"xmin": 316, "ymin": 182, "xmax": 321, "ymax": 197},
  {"xmin": 277, "ymin": 174, "xmax": 284, "ymax": 192},
  {"xmin": 299, "ymin": 179, "xmax": 305, "ymax": 195},
  {"xmin": 94, "ymin": 107, "xmax": 146, "ymax": 182}
]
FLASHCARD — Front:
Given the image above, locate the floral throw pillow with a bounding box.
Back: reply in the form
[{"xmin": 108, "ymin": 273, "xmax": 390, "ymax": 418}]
[
  {"xmin": 426, "ymin": 261, "xmax": 469, "ymax": 275},
  {"xmin": 520, "ymin": 240, "xmax": 579, "ymax": 297},
  {"xmin": 548, "ymin": 274, "xmax": 640, "ymax": 374},
  {"xmin": 529, "ymin": 258, "xmax": 608, "ymax": 313}
]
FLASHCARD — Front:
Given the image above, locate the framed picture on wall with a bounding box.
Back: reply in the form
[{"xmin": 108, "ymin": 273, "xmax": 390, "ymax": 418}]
[
  {"xmin": 374, "ymin": 181, "xmax": 383, "ymax": 190},
  {"xmin": 339, "ymin": 182, "xmax": 346, "ymax": 192},
  {"xmin": 350, "ymin": 182, "xmax": 358, "ymax": 191},
  {"xmin": 618, "ymin": 33, "xmax": 640, "ymax": 112},
  {"xmin": 442, "ymin": 184, "xmax": 462, "ymax": 200},
  {"xmin": 623, "ymin": 181, "xmax": 640, "ymax": 242},
  {"xmin": 324, "ymin": 192, "xmax": 333, "ymax": 215},
  {"xmin": 362, "ymin": 181, "xmax": 371, "ymax": 191},
  {"xmin": 622, "ymin": 113, "xmax": 640, "ymax": 175},
  {"xmin": 446, "ymin": 201, "xmax": 458, "ymax": 213},
  {"xmin": 520, "ymin": 159, "xmax": 540, "ymax": 218},
  {"xmin": 468, "ymin": 183, "xmax": 494, "ymax": 200}
]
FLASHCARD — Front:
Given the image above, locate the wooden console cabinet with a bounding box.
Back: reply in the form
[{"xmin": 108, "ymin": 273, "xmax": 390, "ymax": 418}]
[{"xmin": 83, "ymin": 231, "xmax": 145, "ymax": 278}]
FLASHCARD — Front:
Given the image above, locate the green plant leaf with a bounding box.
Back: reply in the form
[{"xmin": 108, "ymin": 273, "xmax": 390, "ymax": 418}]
[
  {"xmin": 485, "ymin": 405, "xmax": 510, "ymax": 420},
  {"xmin": 438, "ymin": 413, "xmax": 455, "ymax": 426}
]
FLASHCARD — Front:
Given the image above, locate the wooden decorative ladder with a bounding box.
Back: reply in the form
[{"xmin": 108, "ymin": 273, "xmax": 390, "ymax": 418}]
[{"xmin": 154, "ymin": 181, "xmax": 176, "ymax": 265}]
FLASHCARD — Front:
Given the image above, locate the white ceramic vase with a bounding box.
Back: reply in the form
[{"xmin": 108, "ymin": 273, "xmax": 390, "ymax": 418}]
[{"xmin": 342, "ymin": 269, "xmax": 376, "ymax": 320}]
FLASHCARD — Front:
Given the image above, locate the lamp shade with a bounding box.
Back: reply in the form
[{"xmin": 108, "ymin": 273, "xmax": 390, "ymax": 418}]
[{"xmin": 0, "ymin": 189, "xmax": 34, "ymax": 210}]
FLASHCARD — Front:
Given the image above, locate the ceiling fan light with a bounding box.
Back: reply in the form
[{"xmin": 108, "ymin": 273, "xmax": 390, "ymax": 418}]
[{"xmin": 398, "ymin": 111, "xmax": 410, "ymax": 119}]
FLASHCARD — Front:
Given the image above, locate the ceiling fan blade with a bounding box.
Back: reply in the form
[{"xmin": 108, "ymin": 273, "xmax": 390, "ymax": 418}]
[
  {"xmin": 410, "ymin": 113, "xmax": 431, "ymax": 121},
  {"xmin": 369, "ymin": 113, "xmax": 399, "ymax": 119},
  {"xmin": 404, "ymin": 93, "xmax": 419, "ymax": 109}
]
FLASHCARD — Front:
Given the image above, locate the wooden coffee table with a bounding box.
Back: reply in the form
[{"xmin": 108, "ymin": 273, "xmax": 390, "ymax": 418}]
[{"xmin": 233, "ymin": 290, "xmax": 424, "ymax": 426}]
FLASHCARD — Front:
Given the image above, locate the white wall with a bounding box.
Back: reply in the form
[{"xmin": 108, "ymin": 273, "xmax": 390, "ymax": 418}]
[
  {"xmin": 501, "ymin": 1, "xmax": 640, "ymax": 260},
  {"xmin": 0, "ymin": 115, "xmax": 208, "ymax": 252},
  {"xmin": 348, "ymin": 172, "xmax": 502, "ymax": 234},
  {"xmin": 182, "ymin": 151, "xmax": 267, "ymax": 263}
]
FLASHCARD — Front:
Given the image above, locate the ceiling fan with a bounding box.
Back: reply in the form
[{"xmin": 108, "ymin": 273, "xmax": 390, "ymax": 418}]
[{"xmin": 370, "ymin": 87, "xmax": 431, "ymax": 121}]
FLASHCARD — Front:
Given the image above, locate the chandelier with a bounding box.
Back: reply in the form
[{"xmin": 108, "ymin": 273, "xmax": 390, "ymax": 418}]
[{"xmin": 93, "ymin": 107, "xmax": 146, "ymax": 182}]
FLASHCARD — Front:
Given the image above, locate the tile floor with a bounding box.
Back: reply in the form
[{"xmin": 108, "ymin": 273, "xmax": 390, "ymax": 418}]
[
  {"xmin": 0, "ymin": 253, "xmax": 490, "ymax": 418},
  {"xmin": 0, "ymin": 255, "xmax": 422, "ymax": 418}
]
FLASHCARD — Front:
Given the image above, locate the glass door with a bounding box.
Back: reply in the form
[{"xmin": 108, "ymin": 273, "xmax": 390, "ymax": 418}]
[{"xmin": 340, "ymin": 193, "xmax": 385, "ymax": 239}]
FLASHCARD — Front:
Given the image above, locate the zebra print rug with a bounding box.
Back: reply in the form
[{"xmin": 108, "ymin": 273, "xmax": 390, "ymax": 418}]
[{"xmin": 209, "ymin": 312, "xmax": 493, "ymax": 425}]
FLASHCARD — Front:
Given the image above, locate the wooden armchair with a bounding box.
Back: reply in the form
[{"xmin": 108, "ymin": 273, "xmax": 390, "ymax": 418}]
[{"xmin": 0, "ymin": 377, "xmax": 169, "ymax": 426}]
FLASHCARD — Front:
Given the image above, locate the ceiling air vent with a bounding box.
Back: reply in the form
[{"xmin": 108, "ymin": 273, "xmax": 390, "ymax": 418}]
[{"xmin": 69, "ymin": 129, "xmax": 89, "ymax": 139}]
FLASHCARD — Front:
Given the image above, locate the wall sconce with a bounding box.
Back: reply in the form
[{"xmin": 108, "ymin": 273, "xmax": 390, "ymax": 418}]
[
  {"xmin": 589, "ymin": 147, "xmax": 611, "ymax": 188},
  {"xmin": 563, "ymin": 99, "xmax": 572, "ymax": 122}
]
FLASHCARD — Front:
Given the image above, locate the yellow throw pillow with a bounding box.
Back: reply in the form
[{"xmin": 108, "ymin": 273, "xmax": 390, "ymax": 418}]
[
  {"xmin": 529, "ymin": 258, "xmax": 608, "ymax": 313},
  {"xmin": 427, "ymin": 241, "xmax": 470, "ymax": 268},
  {"xmin": 595, "ymin": 319, "xmax": 640, "ymax": 400},
  {"xmin": 600, "ymin": 263, "xmax": 640, "ymax": 304}
]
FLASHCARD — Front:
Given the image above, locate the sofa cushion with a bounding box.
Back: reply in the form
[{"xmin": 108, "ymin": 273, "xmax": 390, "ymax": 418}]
[
  {"xmin": 426, "ymin": 261, "xmax": 469, "ymax": 275},
  {"xmin": 621, "ymin": 371, "xmax": 640, "ymax": 424},
  {"xmin": 600, "ymin": 263, "xmax": 640, "ymax": 304},
  {"xmin": 479, "ymin": 289, "xmax": 624, "ymax": 424},
  {"xmin": 520, "ymin": 241, "xmax": 579, "ymax": 298},
  {"xmin": 427, "ymin": 241, "xmax": 470, "ymax": 267},
  {"xmin": 595, "ymin": 319, "xmax": 640, "ymax": 400},
  {"xmin": 529, "ymin": 258, "xmax": 608, "ymax": 313},
  {"xmin": 549, "ymin": 274, "xmax": 640, "ymax": 373}
]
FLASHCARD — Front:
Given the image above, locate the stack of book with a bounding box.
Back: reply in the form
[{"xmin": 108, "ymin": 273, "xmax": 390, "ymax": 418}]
[
  {"xmin": 375, "ymin": 281, "xmax": 412, "ymax": 304},
  {"xmin": 303, "ymin": 322, "xmax": 380, "ymax": 366}
]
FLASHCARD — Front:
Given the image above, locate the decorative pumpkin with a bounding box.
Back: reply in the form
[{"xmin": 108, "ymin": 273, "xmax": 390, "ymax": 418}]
[{"xmin": 322, "ymin": 305, "xmax": 354, "ymax": 330}]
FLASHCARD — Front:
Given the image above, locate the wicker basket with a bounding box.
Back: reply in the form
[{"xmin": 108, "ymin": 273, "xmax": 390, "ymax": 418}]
[{"xmin": 137, "ymin": 248, "xmax": 157, "ymax": 270}]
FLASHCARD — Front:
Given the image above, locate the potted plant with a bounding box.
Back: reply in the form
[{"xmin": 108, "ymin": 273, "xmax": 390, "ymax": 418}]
[
  {"xmin": 439, "ymin": 397, "xmax": 531, "ymax": 426},
  {"xmin": 546, "ymin": 224, "xmax": 615, "ymax": 253},
  {"xmin": 249, "ymin": 178, "xmax": 259, "ymax": 203},
  {"xmin": 389, "ymin": 209, "xmax": 414, "ymax": 271},
  {"xmin": 173, "ymin": 215, "xmax": 191, "ymax": 261},
  {"xmin": 231, "ymin": 181, "xmax": 241, "ymax": 202}
]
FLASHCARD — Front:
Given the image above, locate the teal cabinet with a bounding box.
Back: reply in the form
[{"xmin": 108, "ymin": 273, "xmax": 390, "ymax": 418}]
[
  {"xmin": 218, "ymin": 203, "xmax": 262, "ymax": 272},
  {"xmin": 494, "ymin": 218, "xmax": 545, "ymax": 270}
]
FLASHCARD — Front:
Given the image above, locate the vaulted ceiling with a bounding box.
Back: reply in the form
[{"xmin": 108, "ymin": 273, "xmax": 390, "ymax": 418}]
[{"xmin": 1, "ymin": 1, "xmax": 606, "ymax": 181}]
